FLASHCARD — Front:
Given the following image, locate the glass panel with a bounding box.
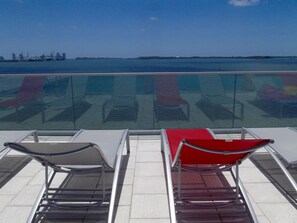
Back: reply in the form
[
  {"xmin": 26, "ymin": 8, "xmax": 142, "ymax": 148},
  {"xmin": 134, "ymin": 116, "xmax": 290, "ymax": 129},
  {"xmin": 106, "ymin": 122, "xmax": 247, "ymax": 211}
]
[
  {"xmin": 234, "ymin": 73, "xmax": 297, "ymax": 127},
  {"xmin": 196, "ymin": 74, "xmax": 236, "ymax": 128},
  {"xmin": 41, "ymin": 76, "xmax": 75, "ymax": 130},
  {"xmin": 0, "ymin": 72, "xmax": 297, "ymax": 130},
  {"xmin": 0, "ymin": 76, "xmax": 47, "ymax": 130}
]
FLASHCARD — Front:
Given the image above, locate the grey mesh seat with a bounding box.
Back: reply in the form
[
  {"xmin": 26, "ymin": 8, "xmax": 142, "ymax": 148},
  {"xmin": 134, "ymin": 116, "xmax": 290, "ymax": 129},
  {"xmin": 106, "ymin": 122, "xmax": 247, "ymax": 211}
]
[
  {"xmin": 4, "ymin": 129, "xmax": 130, "ymax": 223},
  {"xmin": 244, "ymin": 127, "xmax": 297, "ymax": 202}
]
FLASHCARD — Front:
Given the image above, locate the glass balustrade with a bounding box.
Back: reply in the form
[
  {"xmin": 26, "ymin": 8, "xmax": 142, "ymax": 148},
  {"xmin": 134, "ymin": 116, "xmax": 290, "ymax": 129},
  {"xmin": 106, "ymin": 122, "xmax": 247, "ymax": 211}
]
[{"xmin": 0, "ymin": 72, "xmax": 296, "ymax": 130}]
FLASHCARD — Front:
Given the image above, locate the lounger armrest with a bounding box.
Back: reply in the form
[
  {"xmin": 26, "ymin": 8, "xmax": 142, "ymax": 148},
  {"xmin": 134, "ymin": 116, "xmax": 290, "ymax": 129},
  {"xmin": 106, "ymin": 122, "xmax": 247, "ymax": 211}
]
[{"xmin": 4, "ymin": 142, "xmax": 94, "ymax": 157}]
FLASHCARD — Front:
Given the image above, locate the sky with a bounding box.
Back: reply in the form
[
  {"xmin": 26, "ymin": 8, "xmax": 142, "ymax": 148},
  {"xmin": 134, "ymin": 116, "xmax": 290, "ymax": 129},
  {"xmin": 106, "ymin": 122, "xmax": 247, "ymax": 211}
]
[{"xmin": 1, "ymin": 0, "xmax": 297, "ymax": 58}]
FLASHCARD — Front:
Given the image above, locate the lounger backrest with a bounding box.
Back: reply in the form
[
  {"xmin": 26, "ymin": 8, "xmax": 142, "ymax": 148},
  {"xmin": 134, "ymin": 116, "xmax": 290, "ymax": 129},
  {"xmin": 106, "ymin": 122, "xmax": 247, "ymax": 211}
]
[
  {"xmin": 18, "ymin": 76, "xmax": 46, "ymax": 100},
  {"xmin": 112, "ymin": 76, "xmax": 136, "ymax": 106},
  {"xmin": 179, "ymin": 139, "xmax": 271, "ymax": 165},
  {"xmin": 6, "ymin": 142, "xmax": 105, "ymax": 166},
  {"xmin": 165, "ymin": 129, "xmax": 271, "ymax": 166},
  {"xmin": 166, "ymin": 129, "xmax": 214, "ymax": 163},
  {"xmin": 155, "ymin": 75, "xmax": 181, "ymax": 103}
]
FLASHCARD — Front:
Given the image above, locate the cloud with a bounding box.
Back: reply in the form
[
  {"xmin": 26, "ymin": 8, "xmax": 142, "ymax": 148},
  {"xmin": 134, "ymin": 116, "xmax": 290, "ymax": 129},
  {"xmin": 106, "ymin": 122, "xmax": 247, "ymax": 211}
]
[
  {"xmin": 149, "ymin": 16, "xmax": 158, "ymax": 21},
  {"xmin": 229, "ymin": 0, "xmax": 260, "ymax": 7}
]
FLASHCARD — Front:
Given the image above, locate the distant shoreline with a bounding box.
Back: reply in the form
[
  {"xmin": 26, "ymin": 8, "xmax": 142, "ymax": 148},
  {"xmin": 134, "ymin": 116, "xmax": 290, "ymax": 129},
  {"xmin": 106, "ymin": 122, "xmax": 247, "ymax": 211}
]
[
  {"xmin": 1, "ymin": 56, "xmax": 296, "ymax": 62},
  {"xmin": 75, "ymin": 56, "xmax": 297, "ymax": 60}
]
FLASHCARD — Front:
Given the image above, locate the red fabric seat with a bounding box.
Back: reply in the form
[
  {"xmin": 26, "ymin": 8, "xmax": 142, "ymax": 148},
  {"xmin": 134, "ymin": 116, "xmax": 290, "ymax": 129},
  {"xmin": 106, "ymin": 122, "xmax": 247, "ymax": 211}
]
[
  {"xmin": 166, "ymin": 129, "xmax": 271, "ymax": 165},
  {"xmin": 155, "ymin": 75, "xmax": 188, "ymax": 106},
  {"xmin": 166, "ymin": 129, "xmax": 213, "ymax": 162},
  {"xmin": 0, "ymin": 76, "xmax": 46, "ymax": 108}
]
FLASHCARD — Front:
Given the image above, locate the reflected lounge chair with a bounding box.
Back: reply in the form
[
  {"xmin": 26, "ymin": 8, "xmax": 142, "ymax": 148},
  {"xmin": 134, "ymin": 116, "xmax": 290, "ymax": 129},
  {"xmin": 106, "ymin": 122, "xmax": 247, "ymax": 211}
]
[
  {"xmin": 44, "ymin": 76, "xmax": 88, "ymax": 122},
  {"xmin": 154, "ymin": 75, "xmax": 190, "ymax": 122},
  {"xmin": 198, "ymin": 75, "xmax": 244, "ymax": 120},
  {"xmin": 0, "ymin": 76, "xmax": 47, "ymax": 122},
  {"xmin": 252, "ymin": 75, "xmax": 297, "ymax": 118},
  {"xmin": 244, "ymin": 127, "xmax": 297, "ymax": 203},
  {"xmin": 4, "ymin": 129, "xmax": 130, "ymax": 223},
  {"xmin": 102, "ymin": 76, "xmax": 138, "ymax": 122},
  {"xmin": 161, "ymin": 128, "xmax": 271, "ymax": 223}
]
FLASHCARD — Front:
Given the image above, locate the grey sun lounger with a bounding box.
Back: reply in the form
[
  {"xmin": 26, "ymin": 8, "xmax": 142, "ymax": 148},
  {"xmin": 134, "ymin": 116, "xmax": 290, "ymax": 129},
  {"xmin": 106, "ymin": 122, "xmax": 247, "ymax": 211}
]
[
  {"xmin": 4, "ymin": 129, "xmax": 129, "ymax": 223},
  {"xmin": 102, "ymin": 76, "xmax": 138, "ymax": 122},
  {"xmin": 244, "ymin": 127, "xmax": 297, "ymax": 196}
]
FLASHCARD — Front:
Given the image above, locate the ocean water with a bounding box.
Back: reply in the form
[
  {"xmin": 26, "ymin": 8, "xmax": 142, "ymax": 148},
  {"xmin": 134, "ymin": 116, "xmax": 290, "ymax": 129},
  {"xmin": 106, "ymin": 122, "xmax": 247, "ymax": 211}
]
[{"xmin": 0, "ymin": 58, "xmax": 297, "ymax": 74}]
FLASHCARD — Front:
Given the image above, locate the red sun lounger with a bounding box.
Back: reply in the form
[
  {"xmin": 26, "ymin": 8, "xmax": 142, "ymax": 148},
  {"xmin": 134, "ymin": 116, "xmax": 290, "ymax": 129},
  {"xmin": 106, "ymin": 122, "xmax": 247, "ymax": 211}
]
[
  {"xmin": 154, "ymin": 75, "xmax": 190, "ymax": 121},
  {"xmin": 0, "ymin": 76, "xmax": 46, "ymax": 108},
  {"xmin": 161, "ymin": 128, "xmax": 272, "ymax": 223}
]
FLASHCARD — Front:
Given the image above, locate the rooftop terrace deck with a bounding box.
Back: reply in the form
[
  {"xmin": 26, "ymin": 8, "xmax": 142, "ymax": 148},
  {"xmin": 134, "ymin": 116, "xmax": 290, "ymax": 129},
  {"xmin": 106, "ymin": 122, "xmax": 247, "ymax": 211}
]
[{"xmin": 0, "ymin": 133, "xmax": 297, "ymax": 223}]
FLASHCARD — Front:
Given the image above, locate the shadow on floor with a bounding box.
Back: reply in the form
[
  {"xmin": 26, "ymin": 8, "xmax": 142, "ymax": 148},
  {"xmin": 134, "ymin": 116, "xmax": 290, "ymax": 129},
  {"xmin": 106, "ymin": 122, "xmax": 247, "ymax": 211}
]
[
  {"xmin": 0, "ymin": 155, "xmax": 31, "ymax": 188},
  {"xmin": 250, "ymin": 153, "xmax": 297, "ymax": 208},
  {"xmin": 32, "ymin": 154, "xmax": 130, "ymax": 223}
]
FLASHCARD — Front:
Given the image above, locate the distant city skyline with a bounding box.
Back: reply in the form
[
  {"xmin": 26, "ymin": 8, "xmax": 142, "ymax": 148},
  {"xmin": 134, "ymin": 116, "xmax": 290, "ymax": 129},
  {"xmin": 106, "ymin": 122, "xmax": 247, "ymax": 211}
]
[{"xmin": 1, "ymin": 0, "xmax": 297, "ymax": 58}]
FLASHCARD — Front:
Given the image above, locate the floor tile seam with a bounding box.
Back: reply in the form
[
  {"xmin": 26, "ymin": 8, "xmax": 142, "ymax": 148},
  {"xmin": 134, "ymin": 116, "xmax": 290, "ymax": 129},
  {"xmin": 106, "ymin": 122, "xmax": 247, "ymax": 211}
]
[
  {"xmin": 127, "ymin": 140, "xmax": 138, "ymax": 221},
  {"xmin": 132, "ymin": 175, "xmax": 167, "ymax": 195},
  {"xmin": 132, "ymin": 194, "xmax": 168, "ymax": 197},
  {"xmin": 256, "ymin": 205, "xmax": 273, "ymax": 223},
  {"xmin": 255, "ymin": 201, "xmax": 293, "ymax": 204},
  {"xmin": 137, "ymin": 142, "xmax": 161, "ymax": 147},
  {"xmin": 0, "ymin": 176, "xmax": 33, "ymax": 197},
  {"xmin": 133, "ymin": 175, "xmax": 165, "ymax": 178},
  {"xmin": 0, "ymin": 194, "xmax": 17, "ymax": 214},
  {"xmin": 136, "ymin": 150, "xmax": 162, "ymax": 153},
  {"xmin": 243, "ymin": 182, "xmax": 277, "ymax": 185},
  {"xmin": 132, "ymin": 192, "xmax": 167, "ymax": 195},
  {"xmin": 116, "ymin": 204, "xmax": 131, "ymax": 207},
  {"xmin": 129, "ymin": 217, "xmax": 170, "ymax": 219},
  {"xmin": 241, "ymin": 180, "xmax": 271, "ymax": 183},
  {"xmin": 137, "ymin": 149, "xmax": 162, "ymax": 153},
  {"xmin": 26, "ymin": 170, "xmax": 44, "ymax": 181},
  {"xmin": 135, "ymin": 161, "xmax": 163, "ymax": 164},
  {"xmin": 6, "ymin": 204, "xmax": 34, "ymax": 207},
  {"xmin": 8, "ymin": 184, "xmax": 44, "ymax": 207}
]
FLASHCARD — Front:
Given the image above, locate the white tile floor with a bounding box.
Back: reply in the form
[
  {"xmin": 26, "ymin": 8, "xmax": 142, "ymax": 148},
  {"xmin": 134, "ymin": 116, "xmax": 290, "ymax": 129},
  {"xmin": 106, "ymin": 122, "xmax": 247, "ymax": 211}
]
[{"xmin": 0, "ymin": 134, "xmax": 297, "ymax": 223}]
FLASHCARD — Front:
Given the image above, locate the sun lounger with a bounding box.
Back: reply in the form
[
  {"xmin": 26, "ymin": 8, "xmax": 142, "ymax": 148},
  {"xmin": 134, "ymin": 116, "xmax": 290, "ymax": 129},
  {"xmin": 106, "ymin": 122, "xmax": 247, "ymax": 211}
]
[
  {"xmin": 198, "ymin": 75, "xmax": 244, "ymax": 120},
  {"xmin": 4, "ymin": 129, "xmax": 129, "ymax": 223},
  {"xmin": 44, "ymin": 76, "xmax": 89, "ymax": 122},
  {"xmin": 161, "ymin": 128, "xmax": 271, "ymax": 223},
  {"xmin": 244, "ymin": 127, "xmax": 297, "ymax": 198},
  {"xmin": 154, "ymin": 75, "xmax": 190, "ymax": 121},
  {"xmin": 102, "ymin": 76, "xmax": 138, "ymax": 122},
  {"xmin": 251, "ymin": 75, "xmax": 297, "ymax": 118},
  {"xmin": 0, "ymin": 76, "xmax": 46, "ymax": 122}
]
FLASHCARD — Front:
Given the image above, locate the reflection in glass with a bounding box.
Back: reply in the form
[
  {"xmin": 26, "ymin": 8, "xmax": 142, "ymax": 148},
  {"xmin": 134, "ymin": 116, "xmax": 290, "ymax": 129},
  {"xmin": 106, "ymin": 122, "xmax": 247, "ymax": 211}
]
[
  {"xmin": 154, "ymin": 75, "xmax": 190, "ymax": 122},
  {"xmin": 251, "ymin": 74, "xmax": 297, "ymax": 119},
  {"xmin": 0, "ymin": 76, "xmax": 46, "ymax": 123},
  {"xmin": 43, "ymin": 76, "xmax": 89, "ymax": 123},
  {"xmin": 197, "ymin": 75, "xmax": 244, "ymax": 121},
  {"xmin": 102, "ymin": 76, "xmax": 138, "ymax": 123}
]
